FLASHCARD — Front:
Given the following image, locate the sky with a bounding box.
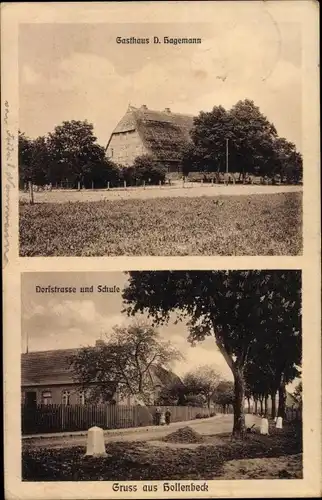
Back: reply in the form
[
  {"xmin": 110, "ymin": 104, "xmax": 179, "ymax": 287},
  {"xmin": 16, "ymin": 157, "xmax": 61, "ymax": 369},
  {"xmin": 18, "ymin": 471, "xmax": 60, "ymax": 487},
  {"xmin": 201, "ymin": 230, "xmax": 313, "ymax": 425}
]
[
  {"xmin": 19, "ymin": 17, "xmax": 302, "ymax": 150},
  {"xmin": 21, "ymin": 272, "xmax": 233, "ymax": 381}
]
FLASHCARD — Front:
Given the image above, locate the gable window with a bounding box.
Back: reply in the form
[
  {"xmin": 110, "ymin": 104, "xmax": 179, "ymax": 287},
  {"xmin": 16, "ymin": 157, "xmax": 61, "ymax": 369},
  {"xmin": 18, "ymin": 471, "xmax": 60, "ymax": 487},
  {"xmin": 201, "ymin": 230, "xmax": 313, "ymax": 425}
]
[
  {"xmin": 62, "ymin": 390, "xmax": 70, "ymax": 406},
  {"xmin": 41, "ymin": 390, "xmax": 52, "ymax": 405}
]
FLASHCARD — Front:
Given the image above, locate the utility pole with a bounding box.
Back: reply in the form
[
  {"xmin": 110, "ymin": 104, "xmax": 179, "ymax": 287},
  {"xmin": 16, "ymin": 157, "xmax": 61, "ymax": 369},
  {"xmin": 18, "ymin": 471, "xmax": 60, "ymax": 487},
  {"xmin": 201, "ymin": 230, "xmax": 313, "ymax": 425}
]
[{"xmin": 225, "ymin": 138, "xmax": 229, "ymax": 174}]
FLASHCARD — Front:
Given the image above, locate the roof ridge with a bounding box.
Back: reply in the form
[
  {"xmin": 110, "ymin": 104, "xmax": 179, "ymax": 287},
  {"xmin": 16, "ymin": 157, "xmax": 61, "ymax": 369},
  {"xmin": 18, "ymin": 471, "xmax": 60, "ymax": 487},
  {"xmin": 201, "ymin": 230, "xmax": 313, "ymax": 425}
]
[
  {"xmin": 21, "ymin": 347, "xmax": 82, "ymax": 355},
  {"xmin": 133, "ymin": 107, "xmax": 194, "ymax": 118}
]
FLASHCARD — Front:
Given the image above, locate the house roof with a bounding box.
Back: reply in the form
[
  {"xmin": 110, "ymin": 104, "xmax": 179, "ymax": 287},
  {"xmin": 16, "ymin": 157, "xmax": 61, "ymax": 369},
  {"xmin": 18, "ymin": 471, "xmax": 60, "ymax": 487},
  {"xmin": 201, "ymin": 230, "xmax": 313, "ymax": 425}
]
[
  {"xmin": 21, "ymin": 347, "xmax": 181, "ymax": 389},
  {"xmin": 21, "ymin": 348, "xmax": 82, "ymax": 386},
  {"xmin": 108, "ymin": 105, "xmax": 194, "ymax": 162}
]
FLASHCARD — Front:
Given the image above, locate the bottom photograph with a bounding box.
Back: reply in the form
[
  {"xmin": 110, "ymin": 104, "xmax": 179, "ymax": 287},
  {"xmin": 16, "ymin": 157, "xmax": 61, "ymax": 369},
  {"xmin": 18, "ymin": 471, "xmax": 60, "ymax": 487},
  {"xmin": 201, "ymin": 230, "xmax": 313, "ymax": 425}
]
[{"xmin": 21, "ymin": 270, "xmax": 302, "ymax": 481}]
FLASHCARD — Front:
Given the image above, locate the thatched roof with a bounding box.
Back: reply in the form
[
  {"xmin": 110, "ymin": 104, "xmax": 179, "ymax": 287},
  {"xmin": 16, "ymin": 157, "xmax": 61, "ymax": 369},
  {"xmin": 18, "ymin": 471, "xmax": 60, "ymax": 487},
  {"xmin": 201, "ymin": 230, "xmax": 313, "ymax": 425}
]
[{"xmin": 108, "ymin": 105, "xmax": 194, "ymax": 162}]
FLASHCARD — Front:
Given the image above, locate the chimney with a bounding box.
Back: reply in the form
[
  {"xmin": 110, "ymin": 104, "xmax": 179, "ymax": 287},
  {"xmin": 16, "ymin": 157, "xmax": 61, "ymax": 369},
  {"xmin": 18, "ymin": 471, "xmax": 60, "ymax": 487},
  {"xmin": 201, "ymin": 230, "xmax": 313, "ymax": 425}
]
[
  {"xmin": 141, "ymin": 104, "xmax": 148, "ymax": 110},
  {"xmin": 164, "ymin": 107, "xmax": 171, "ymax": 114},
  {"xmin": 95, "ymin": 340, "xmax": 105, "ymax": 348}
]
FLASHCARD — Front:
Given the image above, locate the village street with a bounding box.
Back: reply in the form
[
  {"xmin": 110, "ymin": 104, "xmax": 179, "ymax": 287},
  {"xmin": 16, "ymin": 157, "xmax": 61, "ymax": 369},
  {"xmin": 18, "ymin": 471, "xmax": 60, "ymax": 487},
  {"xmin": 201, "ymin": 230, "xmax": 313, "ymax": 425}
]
[
  {"xmin": 19, "ymin": 183, "xmax": 302, "ymax": 204},
  {"xmin": 22, "ymin": 414, "xmax": 261, "ymax": 450}
]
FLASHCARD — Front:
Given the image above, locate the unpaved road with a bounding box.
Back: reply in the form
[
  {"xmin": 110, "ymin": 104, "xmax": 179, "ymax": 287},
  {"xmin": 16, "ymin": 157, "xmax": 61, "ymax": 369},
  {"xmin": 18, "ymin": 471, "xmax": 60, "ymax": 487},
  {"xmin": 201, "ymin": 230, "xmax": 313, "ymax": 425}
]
[
  {"xmin": 20, "ymin": 185, "xmax": 302, "ymax": 204},
  {"xmin": 23, "ymin": 414, "xmax": 261, "ymax": 450}
]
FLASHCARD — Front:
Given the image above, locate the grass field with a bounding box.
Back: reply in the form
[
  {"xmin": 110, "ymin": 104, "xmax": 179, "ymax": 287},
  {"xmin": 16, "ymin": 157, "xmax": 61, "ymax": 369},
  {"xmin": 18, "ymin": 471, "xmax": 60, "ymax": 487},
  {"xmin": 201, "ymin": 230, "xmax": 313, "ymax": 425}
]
[
  {"xmin": 22, "ymin": 422, "xmax": 302, "ymax": 481},
  {"xmin": 19, "ymin": 191, "xmax": 302, "ymax": 256}
]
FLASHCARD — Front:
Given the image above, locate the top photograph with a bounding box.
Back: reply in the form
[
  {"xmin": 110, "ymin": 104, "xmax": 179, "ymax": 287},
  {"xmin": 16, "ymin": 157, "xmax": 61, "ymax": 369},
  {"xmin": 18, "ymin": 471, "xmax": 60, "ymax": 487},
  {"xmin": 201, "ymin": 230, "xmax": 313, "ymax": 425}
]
[{"xmin": 19, "ymin": 16, "xmax": 303, "ymax": 257}]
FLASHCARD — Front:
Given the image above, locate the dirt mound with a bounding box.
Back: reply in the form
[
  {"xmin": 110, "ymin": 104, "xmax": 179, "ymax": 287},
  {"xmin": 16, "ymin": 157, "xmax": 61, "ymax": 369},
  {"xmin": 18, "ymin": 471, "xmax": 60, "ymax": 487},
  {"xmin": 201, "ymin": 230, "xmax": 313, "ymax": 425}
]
[{"xmin": 163, "ymin": 426, "xmax": 204, "ymax": 444}]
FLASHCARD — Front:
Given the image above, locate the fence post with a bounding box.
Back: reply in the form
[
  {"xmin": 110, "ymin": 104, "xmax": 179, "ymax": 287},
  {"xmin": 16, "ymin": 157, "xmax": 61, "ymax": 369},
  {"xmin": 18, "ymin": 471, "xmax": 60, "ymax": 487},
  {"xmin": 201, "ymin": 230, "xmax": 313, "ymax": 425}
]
[
  {"xmin": 107, "ymin": 181, "xmax": 110, "ymax": 191},
  {"xmin": 92, "ymin": 180, "xmax": 94, "ymax": 190},
  {"xmin": 182, "ymin": 176, "xmax": 185, "ymax": 188},
  {"xmin": 124, "ymin": 180, "xmax": 127, "ymax": 190},
  {"xmin": 77, "ymin": 180, "xmax": 81, "ymax": 191},
  {"xmin": 211, "ymin": 178, "xmax": 214, "ymax": 186},
  {"xmin": 143, "ymin": 181, "xmax": 146, "ymax": 190},
  {"xmin": 61, "ymin": 405, "xmax": 64, "ymax": 430},
  {"xmin": 28, "ymin": 181, "xmax": 34, "ymax": 205}
]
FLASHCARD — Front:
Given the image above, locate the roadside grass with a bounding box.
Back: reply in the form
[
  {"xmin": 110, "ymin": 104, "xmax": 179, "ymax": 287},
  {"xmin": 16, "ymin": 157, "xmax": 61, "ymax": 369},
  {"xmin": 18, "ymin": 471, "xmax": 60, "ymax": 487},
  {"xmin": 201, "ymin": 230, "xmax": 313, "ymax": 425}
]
[
  {"xmin": 22, "ymin": 422, "xmax": 302, "ymax": 481},
  {"xmin": 19, "ymin": 192, "xmax": 302, "ymax": 256}
]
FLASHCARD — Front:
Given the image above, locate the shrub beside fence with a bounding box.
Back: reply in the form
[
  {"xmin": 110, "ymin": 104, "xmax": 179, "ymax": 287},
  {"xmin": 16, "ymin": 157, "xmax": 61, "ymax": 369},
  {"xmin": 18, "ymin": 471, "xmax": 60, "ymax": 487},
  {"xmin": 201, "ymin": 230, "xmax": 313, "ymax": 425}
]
[{"xmin": 21, "ymin": 404, "xmax": 230, "ymax": 435}]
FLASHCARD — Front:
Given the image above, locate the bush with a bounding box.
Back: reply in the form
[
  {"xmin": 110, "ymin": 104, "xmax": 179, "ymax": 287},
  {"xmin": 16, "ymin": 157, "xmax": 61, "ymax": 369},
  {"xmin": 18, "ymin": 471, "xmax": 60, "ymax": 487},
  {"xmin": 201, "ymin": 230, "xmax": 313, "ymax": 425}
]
[
  {"xmin": 209, "ymin": 412, "xmax": 217, "ymax": 417},
  {"xmin": 195, "ymin": 413, "xmax": 203, "ymax": 419},
  {"xmin": 130, "ymin": 154, "xmax": 166, "ymax": 186}
]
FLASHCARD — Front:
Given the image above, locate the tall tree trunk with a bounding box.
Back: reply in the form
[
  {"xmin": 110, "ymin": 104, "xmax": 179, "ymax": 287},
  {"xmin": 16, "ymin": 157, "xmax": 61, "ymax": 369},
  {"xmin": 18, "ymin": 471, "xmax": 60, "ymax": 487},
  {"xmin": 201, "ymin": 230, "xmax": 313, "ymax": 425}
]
[
  {"xmin": 264, "ymin": 394, "xmax": 268, "ymax": 417},
  {"xmin": 278, "ymin": 374, "xmax": 286, "ymax": 418},
  {"xmin": 247, "ymin": 397, "xmax": 251, "ymax": 414},
  {"xmin": 232, "ymin": 369, "xmax": 245, "ymax": 437},
  {"xmin": 271, "ymin": 391, "xmax": 277, "ymax": 419},
  {"xmin": 260, "ymin": 397, "xmax": 264, "ymax": 415},
  {"xmin": 254, "ymin": 398, "xmax": 258, "ymax": 414}
]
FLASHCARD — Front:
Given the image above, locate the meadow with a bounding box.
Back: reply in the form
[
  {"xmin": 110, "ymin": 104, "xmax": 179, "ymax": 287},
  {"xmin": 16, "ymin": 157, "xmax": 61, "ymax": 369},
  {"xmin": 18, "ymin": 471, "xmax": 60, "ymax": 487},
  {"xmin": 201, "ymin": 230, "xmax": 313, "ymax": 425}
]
[{"xmin": 19, "ymin": 191, "xmax": 302, "ymax": 256}]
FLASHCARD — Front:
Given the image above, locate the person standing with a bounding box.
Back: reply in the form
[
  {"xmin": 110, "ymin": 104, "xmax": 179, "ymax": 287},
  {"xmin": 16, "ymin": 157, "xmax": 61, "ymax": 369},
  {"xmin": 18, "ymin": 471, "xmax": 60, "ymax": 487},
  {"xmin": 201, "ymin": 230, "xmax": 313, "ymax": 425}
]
[
  {"xmin": 155, "ymin": 407, "xmax": 161, "ymax": 425},
  {"xmin": 165, "ymin": 408, "xmax": 171, "ymax": 425}
]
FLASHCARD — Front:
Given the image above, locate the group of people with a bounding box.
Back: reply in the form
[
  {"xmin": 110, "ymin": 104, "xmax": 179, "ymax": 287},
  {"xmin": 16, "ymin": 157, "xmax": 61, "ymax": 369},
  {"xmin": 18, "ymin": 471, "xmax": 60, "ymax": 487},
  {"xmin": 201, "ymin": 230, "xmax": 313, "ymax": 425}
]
[{"xmin": 154, "ymin": 407, "xmax": 171, "ymax": 426}]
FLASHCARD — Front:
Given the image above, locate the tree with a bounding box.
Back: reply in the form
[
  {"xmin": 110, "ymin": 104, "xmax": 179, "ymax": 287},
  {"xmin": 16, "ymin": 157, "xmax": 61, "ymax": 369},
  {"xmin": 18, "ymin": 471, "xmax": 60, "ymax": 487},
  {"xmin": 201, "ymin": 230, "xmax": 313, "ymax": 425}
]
[
  {"xmin": 183, "ymin": 365, "xmax": 220, "ymax": 411},
  {"xmin": 157, "ymin": 379, "xmax": 187, "ymax": 406},
  {"xmin": 70, "ymin": 320, "xmax": 182, "ymax": 403},
  {"xmin": 293, "ymin": 381, "xmax": 302, "ymax": 407},
  {"xmin": 122, "ymin": 270, "xmax": 301, "ymax": 437},
  {"xmin": 19, "ymin": 132, "xmax": 33, "ymax": 188},
  {"xmin": 273, "ymin": 137, "xmax": 303, "ymax": 184},
  {"xmin": 228, "ymin": 99, "xmax": 278, "ymax": 179},
  {"xmin": 213, "ymin": 380, "xmax": 234, "ymax": 413},
  {"xmin": 187, "ymin": 106, "xmax": 230, "ymax": 173},
  {"xmin": 47, "ymin": 120, "xmax": 105, "ymax": 186},
  {"xmin": 182, "ymin": 99, "xmax": 302, "ymax": 183},
  {"xmin": 19, "ymin": 132, "xmax": 51, "ymax": 187}
]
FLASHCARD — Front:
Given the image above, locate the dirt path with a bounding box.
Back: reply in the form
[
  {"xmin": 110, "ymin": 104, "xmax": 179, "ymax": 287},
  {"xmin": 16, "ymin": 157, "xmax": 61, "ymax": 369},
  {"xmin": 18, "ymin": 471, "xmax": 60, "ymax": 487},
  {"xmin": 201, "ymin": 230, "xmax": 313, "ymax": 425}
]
[
  {"xmin": 19, "ymin": 184, "xmax": 302, "ymax": 204},
  {"xmin": 23, "ymin": 414, "xmax": 261, "ymax": 450}
]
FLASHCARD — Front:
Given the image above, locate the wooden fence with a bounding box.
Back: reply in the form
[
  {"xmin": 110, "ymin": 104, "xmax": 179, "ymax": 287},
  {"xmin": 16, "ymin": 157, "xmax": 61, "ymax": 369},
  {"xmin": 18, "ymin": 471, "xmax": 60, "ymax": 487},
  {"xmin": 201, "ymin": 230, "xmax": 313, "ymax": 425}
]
[{"xmin": 21, "ymin": 404, "xmax": 229, "ymax": 435}]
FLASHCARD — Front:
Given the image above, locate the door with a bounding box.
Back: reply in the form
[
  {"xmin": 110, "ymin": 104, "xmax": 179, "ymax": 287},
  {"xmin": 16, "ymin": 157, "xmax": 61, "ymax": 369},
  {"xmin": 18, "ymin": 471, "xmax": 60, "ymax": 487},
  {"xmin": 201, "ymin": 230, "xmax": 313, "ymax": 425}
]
[{"xmin": 25, "ymin": 391, "xmax": 37, "ymax": 407}]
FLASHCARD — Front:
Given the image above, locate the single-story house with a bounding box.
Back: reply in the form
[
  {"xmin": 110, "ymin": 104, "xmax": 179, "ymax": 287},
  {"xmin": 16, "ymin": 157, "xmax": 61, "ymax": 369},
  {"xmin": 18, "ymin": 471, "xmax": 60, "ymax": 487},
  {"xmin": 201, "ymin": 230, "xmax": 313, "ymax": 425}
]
[{"xmin": 21, "ymin": 340, "xmax": 180, "ymax": 407}]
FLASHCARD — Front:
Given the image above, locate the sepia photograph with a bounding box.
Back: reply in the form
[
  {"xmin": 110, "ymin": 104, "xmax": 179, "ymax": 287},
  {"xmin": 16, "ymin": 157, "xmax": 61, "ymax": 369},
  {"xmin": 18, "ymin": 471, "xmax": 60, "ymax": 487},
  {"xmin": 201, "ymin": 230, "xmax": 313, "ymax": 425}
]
[
  {"xmin": 21, "ymin": 271, "xmax": 302, "ymax": 482},
  {"xmin": 2, "ymin": 1, "xmax": 320, "ymax": 499},
  {"xmin": 18, "ymin": 13, "xmax": 303, "ymax": 257}
]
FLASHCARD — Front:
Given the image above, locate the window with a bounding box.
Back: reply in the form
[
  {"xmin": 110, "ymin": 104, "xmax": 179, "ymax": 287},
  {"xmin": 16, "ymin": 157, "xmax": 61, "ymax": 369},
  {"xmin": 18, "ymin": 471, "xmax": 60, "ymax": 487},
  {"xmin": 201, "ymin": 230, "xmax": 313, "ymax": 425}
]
[
  {"xmin": 62, "ymin": 390, "xmax": 70, "ymax": 406},
  {"xmin": 111, "ymin": 148, "xmax": 114, "ymax": 157},
  {"xmin": 78, "ymin": 391, "xmax": 86, "ymax": 405},
  {"xmin": 41, "ymin": 390, "xmax": 52, "ymax": 405}
]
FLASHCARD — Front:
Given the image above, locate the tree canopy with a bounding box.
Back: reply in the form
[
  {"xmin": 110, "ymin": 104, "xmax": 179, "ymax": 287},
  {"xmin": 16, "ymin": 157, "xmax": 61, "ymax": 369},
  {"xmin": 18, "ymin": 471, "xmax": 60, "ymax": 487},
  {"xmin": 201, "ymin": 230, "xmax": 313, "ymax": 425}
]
[
  {"xmin": 70, "ymin": 320, "xmax": 182, "ymax": 404},
  {"xmin": 183, "ymin": 365, "xmax": 220, "ymax": 410},
  {"xmin": 182, "ymin": 99, "xmax": 302, "ymax": 182},
  {"xmin": 18, "ymin": 122, "xmax": 119, "ymax": 188},
  {"xmin": 123, "ymin": 270, "xmax": 301, "ymax": 435}
]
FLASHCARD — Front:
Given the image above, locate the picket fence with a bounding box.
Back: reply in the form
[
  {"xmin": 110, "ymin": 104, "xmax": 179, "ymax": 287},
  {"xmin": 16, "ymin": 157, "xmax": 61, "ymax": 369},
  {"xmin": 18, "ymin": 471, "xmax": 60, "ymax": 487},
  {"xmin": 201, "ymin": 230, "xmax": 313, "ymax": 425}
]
[{"xmin": 21, "ymin": 404, "xmax": 229, "ymax": 435}]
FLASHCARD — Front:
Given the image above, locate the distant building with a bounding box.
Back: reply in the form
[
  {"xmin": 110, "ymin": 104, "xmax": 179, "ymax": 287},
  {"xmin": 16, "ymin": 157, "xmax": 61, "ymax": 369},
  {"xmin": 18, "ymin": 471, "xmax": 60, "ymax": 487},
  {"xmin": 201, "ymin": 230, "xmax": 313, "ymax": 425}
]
[
  {"xmin": 21, "ymin": 341, "xmax": 181, "ymax": 406},
  {"xmin": 106, "ymin": 105, "xmax": 194, "ymax": 172}
]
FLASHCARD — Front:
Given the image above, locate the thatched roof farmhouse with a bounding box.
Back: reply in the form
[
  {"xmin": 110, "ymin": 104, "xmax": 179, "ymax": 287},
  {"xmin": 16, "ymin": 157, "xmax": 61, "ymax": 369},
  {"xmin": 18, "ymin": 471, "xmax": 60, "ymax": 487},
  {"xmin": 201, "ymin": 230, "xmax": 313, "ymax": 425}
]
[{"xmin": 106, "ymin": 105, "xmax": 194, "ymax": 172}]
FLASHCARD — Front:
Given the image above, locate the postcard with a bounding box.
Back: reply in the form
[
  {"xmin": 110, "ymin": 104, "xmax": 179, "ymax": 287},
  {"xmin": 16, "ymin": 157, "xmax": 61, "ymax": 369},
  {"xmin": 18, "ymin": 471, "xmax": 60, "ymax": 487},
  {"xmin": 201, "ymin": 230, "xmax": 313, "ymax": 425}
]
[{"xmin": 2, "ymin": 1, "xmax": 321, "ymax": 499}]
